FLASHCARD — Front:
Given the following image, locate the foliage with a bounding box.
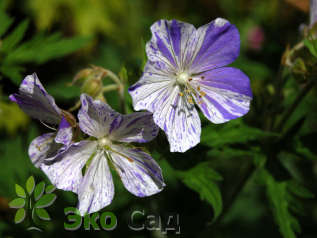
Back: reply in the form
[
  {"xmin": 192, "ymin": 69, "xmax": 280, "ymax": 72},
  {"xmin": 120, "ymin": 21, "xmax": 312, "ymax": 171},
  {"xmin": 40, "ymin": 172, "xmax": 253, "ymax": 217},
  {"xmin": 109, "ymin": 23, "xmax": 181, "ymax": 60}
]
[{"xmin": 0, "ymin": 8, "xmax": 90, "ymax": 84}]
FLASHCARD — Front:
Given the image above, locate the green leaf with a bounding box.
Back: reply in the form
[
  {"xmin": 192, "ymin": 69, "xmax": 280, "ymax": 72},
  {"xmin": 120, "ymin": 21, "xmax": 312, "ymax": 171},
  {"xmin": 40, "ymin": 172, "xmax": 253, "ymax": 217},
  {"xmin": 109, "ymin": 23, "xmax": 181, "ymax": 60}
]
[
  {"xmin": 201, "ymin": 119, "xmax": 278, "ymax": 148},
  {"xmin": 0, "ymin": 9, "xmax": 13, "ymax": 37},
  {"xmin": 15, "ymin": 184, "xmax": 26, "ymax": 198},
  {"xmin": 5, "ymin": 34, "xmax": 90, "ymax": 65},
  {"xmin": 9, "ymin": 198, "xmax": 25, "ymax": 208},
  {"xmin": 35, "ymin": 208, "xmax": 51, "ymax": 221},
  {"xmin": 34, "ymin": 181, "xmax": 45, "ymax": 201},
  {"xmin": 287, "ymin": 181, "xmax": 314, "ymax": 199},
  {"xmin": 45, "ymin": 185, "xmax": 56, "ymax": 194},
  {"xmin": 14, "ymin": 208, "xmax": 26, "ymax": 224},
  {"xmin": 1, "ymin": 19, "xmax": 29, "ymax": 53},
  {"xmin": 177, "ymin": 162, "xmax": 223, "ymax": 221},
  {"xmin": 35, "ymin": 193, "xmax": 56, "ymax": 208},
  {"xmin": 26, "ymin": 176, "xmax": 35, "ymax": 195},
  {"xmin": 304, "ymin": 38, "xmax": 317, "ymax": 58},
  {"xmin": 0, "ymin": 64, "xmax": 24, "ymax": 84},
  {"xmin": 262, "ymin": 170, "xmax": 301, "ymax": 238}
]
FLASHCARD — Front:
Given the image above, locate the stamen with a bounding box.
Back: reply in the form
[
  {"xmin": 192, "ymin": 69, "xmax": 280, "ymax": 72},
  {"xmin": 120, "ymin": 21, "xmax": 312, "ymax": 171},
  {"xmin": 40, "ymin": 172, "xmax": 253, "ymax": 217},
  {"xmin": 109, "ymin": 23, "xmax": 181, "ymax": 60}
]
[
  {"xmin": 187, "ymin": 96, "xmax": 194, "ymax": 104},
  {"xmin": 200, "ymin": 91, "xmax": 206, "ymax": 97},
  {"xmin": 179, "ymin": 92, "xmax": 184, "ymax": 96}
]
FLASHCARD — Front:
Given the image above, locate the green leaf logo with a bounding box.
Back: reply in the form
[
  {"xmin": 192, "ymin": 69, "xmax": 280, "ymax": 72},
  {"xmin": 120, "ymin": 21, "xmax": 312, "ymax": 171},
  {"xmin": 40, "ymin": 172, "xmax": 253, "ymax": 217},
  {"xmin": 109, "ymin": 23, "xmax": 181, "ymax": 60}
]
[
  {"xmin": 15, "ymin": 184, "xmax": 26, "ymax": 198},
  {"xmin": 9, "ymin": 175, "xmax": 57, "ymax": 231},
  {"xmin": 35, "ymin": 194, "xmax": 57, "ymax": 208},
  {"xmin": 34, "ymin": 181, "xmax": 45, "ymax": 201},
  {"xmin": 15, "ymin": 208, "xmax": 26, "ymax": 224},
  {"xmin": 9, "ymin": 198, "xmax": 25, "ymax": 208},
  {"xmin": 26, "ymin": 176, "xmax": 35, "ymax": 195}
]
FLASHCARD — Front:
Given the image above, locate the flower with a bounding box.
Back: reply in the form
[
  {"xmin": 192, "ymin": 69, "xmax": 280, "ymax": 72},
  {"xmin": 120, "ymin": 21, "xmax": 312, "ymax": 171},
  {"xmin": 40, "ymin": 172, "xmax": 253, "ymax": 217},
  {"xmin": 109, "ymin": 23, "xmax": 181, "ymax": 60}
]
[
  {"xmin": 9, "ymin": 73, "xmax": 74, "ymax": 167},
  {"xmin": 129, "ymin": 18, "xmax": 253, "ymax": 152},
  {"xmin": 41, "ymin": 94, "xmax": 164, "ymax": 215}
]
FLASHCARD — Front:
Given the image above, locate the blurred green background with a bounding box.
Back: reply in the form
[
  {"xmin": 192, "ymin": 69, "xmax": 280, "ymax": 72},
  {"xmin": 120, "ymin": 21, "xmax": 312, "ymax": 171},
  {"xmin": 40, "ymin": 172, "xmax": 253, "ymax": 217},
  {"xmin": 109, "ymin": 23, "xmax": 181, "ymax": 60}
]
[{"xmin": 1, "ymin": 0, "xmax": 317, "ymax": 237}]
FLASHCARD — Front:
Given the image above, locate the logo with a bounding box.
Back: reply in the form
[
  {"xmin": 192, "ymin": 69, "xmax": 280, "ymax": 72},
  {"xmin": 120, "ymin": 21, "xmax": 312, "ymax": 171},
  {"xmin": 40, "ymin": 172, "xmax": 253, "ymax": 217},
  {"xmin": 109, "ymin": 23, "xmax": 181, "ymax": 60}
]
[
  {"xmin": 64, "ymin": 207, "xmax": 117, "ymax": 231},
  {"xmin": 9, "ymin": 176, "xmax": 57, "ymax": 231}
]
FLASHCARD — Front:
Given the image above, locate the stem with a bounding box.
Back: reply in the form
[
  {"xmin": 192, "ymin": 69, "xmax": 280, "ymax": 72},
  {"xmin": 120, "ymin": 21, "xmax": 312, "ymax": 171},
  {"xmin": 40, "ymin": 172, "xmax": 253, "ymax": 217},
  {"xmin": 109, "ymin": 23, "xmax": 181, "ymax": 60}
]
[
  {"xmin": 274, "ymin": 81, "xmax": 314, "ymax": 132},
  {"xmin": 102, "ymin": 84, "xmax": 119, "ymax": 93},
  {"xmin": 216, "ymin": 163, "xmax": 255, "ymax": 224},
  {"xmin": 103, "ymin": 69, "xmax": 126, "ymax": 114}
]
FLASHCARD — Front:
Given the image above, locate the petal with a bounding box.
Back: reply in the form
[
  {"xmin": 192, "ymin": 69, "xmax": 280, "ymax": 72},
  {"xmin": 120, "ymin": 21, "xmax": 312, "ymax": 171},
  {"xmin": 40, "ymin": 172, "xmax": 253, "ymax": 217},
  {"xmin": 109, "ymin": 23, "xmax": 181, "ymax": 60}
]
[
  {"xmin": 41, "ymin": 141, "xmax": 97, "ymax": 193},
  {"xmin": 77, "ymin": 150, "xmax": 114, "ymax": 215},
  {"xmin": 147, "ymin": 19, "xmax": 197, "ymax": 71},
  {"xmin": 156, "ymin": 86, "xmax": 201, "ymax": 152},
  {"xmin": 78, "ymin": 94, "xmax": 119, "ymax": 138},
  {"xmin": 110, "ymin": 145, "xmax": 165, "ymax": 197},
  {"xmin": 190, "ymin": 18, "xmax": 240, "ymax": 73},
  {"xmin": 28, "ymin": 133, "xmax": 63, "ymax": 167},
  {"xmin": 128, "ymin": 62, "xmax": 173, "ymax": 112},
  {"xmin": 9, "ymin": 73, "xmax": 61, "ymax": 125},
  {"xmin": 55, "ymin": 116, "xmax": 73, "ymax": 145},
  {"xmin": 109, "ymin": 111, "xmax": 159, "ymax": 143},
  {"xmin": 146, "ymin": 20, "xmax": 178, "ymax": 73},
  {"xmin": 193, "ymin": 67, "xmax": 252, "ymax": 124}
]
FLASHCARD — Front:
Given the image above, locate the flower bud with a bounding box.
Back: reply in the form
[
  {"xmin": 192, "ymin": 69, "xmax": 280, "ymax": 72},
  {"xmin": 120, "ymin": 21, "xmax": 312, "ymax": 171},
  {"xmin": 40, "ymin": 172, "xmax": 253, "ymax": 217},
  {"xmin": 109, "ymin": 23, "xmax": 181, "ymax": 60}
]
[{"xmin": 81, "ymin": 78, "xmax": 102, "ymax": 97}]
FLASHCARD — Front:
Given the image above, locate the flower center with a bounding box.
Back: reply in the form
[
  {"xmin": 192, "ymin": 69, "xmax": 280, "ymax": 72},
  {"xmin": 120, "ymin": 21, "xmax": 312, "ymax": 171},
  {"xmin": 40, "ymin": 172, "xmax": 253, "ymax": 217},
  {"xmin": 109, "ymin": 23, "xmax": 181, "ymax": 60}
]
[
  {"xmin": 98, "ymin": 137, "xmax": 112, "ymax": 148},
  {"xmin": 176, "ymin": 72, "xmax": 190, "ymax": 85}
]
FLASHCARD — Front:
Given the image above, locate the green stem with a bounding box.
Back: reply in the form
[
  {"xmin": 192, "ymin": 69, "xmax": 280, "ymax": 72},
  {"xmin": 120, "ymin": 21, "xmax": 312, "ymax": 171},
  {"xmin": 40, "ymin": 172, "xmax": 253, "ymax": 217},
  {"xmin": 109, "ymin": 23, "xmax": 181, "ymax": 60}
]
[{"xmin": 274, "ymin": 80, "xmax": 315, "ymax": 132}]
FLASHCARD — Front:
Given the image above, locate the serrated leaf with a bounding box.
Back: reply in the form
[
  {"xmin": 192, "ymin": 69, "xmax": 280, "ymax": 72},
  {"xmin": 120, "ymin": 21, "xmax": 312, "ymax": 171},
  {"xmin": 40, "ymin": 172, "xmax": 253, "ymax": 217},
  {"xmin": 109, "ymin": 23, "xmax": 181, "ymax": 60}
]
[
  {"xmin": 262, "ymin": 170, "xmax": 301, "ymax": 238},
  {"xmin": 9, "ymin": 198, "xmax": 25, "ymax": 208},
  {"xmin": 35, "ymin": 208, "xmax": 51, "ymax": 221},
  {"xmin": 26, "ymin": 176, "xmax": 35, "ymax": 195},
  {"xmin": 15, "ymin": 184, "xmax": 26, "ymax": 198},
  {"xmin": 14, "ymin": 208, "xmax": 26, "ymax": 224},
  {"xmin": 201, "ymin": 119, "xmax": 278, "ymax": 148},
  {"xmin": 34, "ymin": 181, "xmax": 45, "ymax": 201},
  {"xmin": 1, "ymin": 19, "xmax": 29, "ymax": 53},
  {"xmin": 177, "ymin": 163, "xmax": 223, "ymax": 221},
  {"xmin": 35, "ymin": 194, "xmax": 56, "ymax": 208}
]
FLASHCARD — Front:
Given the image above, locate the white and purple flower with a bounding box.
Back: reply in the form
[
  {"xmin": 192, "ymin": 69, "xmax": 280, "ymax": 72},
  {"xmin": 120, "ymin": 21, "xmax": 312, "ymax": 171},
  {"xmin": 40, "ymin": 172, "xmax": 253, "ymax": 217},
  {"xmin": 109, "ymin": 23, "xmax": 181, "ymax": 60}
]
[
  {"xmin": 9, "ymin": 73, "xmax": 74, "ymax": 167},
  {"xmin": 129, "ymin": 18, "xmax": 253, "ymax": 152},
  {"xmin": 41, "ymin": 94, "xmax": 164, "ymax": 215}
]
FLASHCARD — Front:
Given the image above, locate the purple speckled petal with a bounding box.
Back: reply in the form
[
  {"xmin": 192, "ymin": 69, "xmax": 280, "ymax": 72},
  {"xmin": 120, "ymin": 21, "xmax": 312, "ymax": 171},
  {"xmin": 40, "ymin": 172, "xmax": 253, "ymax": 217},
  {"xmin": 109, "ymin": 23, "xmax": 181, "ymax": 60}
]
[
  {"xmin": 190, "ymin": 18, "xmax": 240, "ymax": 73},
  {"xmin": 78, "ymin": 94, "xmax": 119, "ymax": 138},
  {"xmin": 55, "ymin": 116, "xmax": 73, "ymax": 145},
  {"xmin": 41, "ymin": 140, "xmax": 97, "ymax": 193},
  {"xmin": 77, "ymin": 150, "xmax": 114, "ymax": 215},
  {"xmin": 9, "ymin": 73, "xmax": 62, "ymax": 125},
  {"xmin": 110, "ymin": 144, "xmax": 165, "ymax": 197},
  {"xmin": 147, "ymin": 19, "xmax": 196, "ymax": 71},
  {"xmin": 128, "ymin": 62, "xmax": 173, "ymax": 113},
  {"xmin": 28, "ymin": 133, "xmax": 63, "ymax": 167},
  {"xmin": 155, "ymin": 86, "xmax": 201, "ymax": 152},
  {"xmin": 192, "ymin": 67, "xmax": 252, "ymax": 124},
  {"xmin": 109, "ymin": 111, "xmax": 159, "ymax": 143}
]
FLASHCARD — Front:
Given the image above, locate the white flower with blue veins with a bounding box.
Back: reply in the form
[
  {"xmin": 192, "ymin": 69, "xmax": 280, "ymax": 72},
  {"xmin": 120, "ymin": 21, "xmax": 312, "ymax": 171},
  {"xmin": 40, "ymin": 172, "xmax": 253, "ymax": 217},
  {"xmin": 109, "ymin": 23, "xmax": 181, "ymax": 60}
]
[
  {"xmin": 129, "ymin": 18, "xmax": 253, "ymax": 152},
  {"xmin": 41, "ymin": 94, "xmax": 165, "ymax": 215}
]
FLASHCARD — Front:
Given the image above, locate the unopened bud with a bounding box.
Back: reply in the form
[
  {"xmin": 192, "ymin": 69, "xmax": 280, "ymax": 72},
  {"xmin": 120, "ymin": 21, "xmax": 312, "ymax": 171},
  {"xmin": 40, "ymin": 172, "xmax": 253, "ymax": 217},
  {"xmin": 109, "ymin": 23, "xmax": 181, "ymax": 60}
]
[{"xmin": 81, "ymin": 78, "xmax": 102, "ymax": 97}]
